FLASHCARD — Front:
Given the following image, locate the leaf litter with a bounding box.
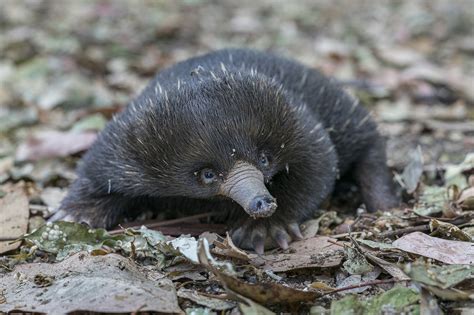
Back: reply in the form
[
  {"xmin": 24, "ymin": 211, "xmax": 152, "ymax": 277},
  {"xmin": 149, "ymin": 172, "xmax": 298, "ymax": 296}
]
[{"xmin": 1, "ymin": 0, "xmax": 474, "ymax": 314}]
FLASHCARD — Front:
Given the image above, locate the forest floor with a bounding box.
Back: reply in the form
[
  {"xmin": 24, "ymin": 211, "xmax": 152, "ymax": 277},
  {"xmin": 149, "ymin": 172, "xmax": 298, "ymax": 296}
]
[{"xmin": 0, "ymin": 1, "xmax": 473, "ymax": 314}]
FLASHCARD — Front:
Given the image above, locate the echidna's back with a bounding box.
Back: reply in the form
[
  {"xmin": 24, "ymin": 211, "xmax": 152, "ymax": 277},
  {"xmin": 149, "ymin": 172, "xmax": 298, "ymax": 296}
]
[{"xmin": 142, "ymin": 48, "xmax": 380, "ymax": 174}]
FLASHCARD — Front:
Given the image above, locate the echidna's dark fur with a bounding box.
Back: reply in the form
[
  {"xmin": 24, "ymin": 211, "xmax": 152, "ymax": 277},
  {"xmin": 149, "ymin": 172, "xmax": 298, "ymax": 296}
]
[{"xmin": 56, "ymin": 49, "xmax": 398, "ymax": 248}]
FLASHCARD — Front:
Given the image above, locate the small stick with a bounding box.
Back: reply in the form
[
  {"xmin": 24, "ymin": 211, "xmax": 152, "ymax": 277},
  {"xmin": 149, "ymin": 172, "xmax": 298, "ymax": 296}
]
[
  {"xmin": 332, "ymin": 231, "xmax": 367, "ymax": 239},
  {"xmin": 108, "ymin": 211, "xmax": 220, "ymax": 235},
  {"xmin": 327, "ymin": 239, "xmax": 346, "ymax": 247},
  {"xmin": 380, "ymin": 225, "xmax": 429, "ymax": 238},
  {"xmin": 0, "ymin": 237, "xmax": 20, "ymax": 242},
  {"xmin": 319, "ymin": 278, "xmax": 409, "ymax": 297}
]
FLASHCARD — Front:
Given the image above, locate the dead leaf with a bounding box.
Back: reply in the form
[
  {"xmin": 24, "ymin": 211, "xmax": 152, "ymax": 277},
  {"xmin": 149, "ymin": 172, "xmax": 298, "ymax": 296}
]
[
  {"xmin": 430, "ymin": 219, "xmax": 472, "ymax": 242},
  {"xmin": 217, "ymin": 269, "xmax": 320, "ymax": 304},
  {"xmin": 301, "ymin": 211, "xmax": 342, "ymax": 238},
  {"xmin": 342, "ymin": 246, "xmax": 374, "ymax": 275},
  {"xmin": 376, "ymin": 46, "xmax": 423, "ymax": 67},
  {"xmin": 250, "ymin": 236, "xmax": 344, "ymax": 272},
  {"xmin": 364, "ymin": 253, "xmax": 410, "ymax": 281},
  {"xmin": 393, "ymin": 232, "xmax": 474, "ymax": 264},
  {"xmin": 413, "ymin": 186, "xmax": 447, "ymax": 216},
  {"xmin": 232, "ymin": 290, "xmax": 275, "ymax": 315},
  {"xmin": 404, "ymin": 262, "xmax": 474, "ymax": 301},
  {"xmin": 457, "ymin": 186, "xmax": 474, "ymax": 210},
  {"xmin": 0, "ymin": 182, "xmax": 29, "ymax": 254},
  {"xmin": 212, "ymin": 233, "xmax": 252, "ymax": 262},
  {"xmin": 39, "ymin": 187, "xmax": 67, "ymax": 209},
  {"xmin": 0, "ymin": 252, "xmax": 181, "ymax": 313},
  {"xmin": 197, "ymin": 239, "xmax": 321, "ymax": 304},
  {"xmin": 336, "ymin": 267, "xmax": 381, "ymax": 295},
  {"xmin": 399, "ymin": 146, "xmax": 424, "ymax": 194},
  {"xmin": 177, "ymin": 288, "xmax": 235, "ymax": 310},
  {"xmin": 445, "ymin": 153, "xmax": 474, "ymax": 190},
  {"xmin": 15, "ymin": 130, "xmax": 97, "ymax": 162}
]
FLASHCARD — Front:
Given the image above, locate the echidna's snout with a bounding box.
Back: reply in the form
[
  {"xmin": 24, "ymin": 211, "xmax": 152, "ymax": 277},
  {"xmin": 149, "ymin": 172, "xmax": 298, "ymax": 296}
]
[{"xmin": 219, "ymin": 161, "xmax": 277, "ymax": 218}]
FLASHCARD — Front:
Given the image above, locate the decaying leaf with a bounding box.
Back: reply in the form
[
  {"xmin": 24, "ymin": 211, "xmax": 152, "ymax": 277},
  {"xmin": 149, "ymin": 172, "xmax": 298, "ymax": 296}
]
[
  {"xmin": 445, "ymin": 153, "xmax": 474, "ymax": 190},
  {"xmin": 249, "ymin": 236, "xmax": 344, "ymax": 272},
  {"xmin": 197, "ymin": 239, "xmax": 321, "ymax": 304},
  {"xmin": 335, "ymin": 267, "xmax": 381, "ymax": 295},
  {"xmin": 429, "ymin": 219, "xmax": 473, "ymax": 242},
  {"xmin": 405, "ymin": 262, "xmax": 473, "ymax": 290},
  {"xmin": 413, "ymin": 186, "xmax": 448, "ymax": 216},
  {"xmin": 393, "ymin": 232, "xmax": 474, "ymax": 264},
  {"xmin": 0, "ymin": 252, "xmax": 181, "ymax": 314},
  {"xmin": 343, "ymin": 246, "xmax": 374, "ymax": 275},
  {"xmin": 22, "ymin": 221, "xmax": 167, "ymax": 262},
  {"xmin": 70, "ymin": 113, "xmax": 107, "ymax": 132},
  {"xmin": 167, "ymin": 236, "xmax": 199, "ymax": 263},
  {"xmin": 178, "ymin": 288, "xmax": 235, "ymax": 311},
  {"xmin": 39, "ymin": 187, "xmax": 67, "ymax": 209},
  {"xmin": 456, "ymin": 186, "xmax": 474, "ymax": 210},
  {"xmin": 212, "ymin": 233, "xmax": 252, "ymax": 262},
  {"xmin": 364, "ymin": 252, "xmax": 410, "ymax": 281},
  {"xmin": 237, "ymin": 295, "xmax": 275, "ymax": 315},
  {"xmin": 404, "ymin": 262, "xmax": 474, "ymax": 301},
  {"xmin": 0, "ymin": 182, "xmax": 29, "ymax": 254},
  {"xmin": 399, "ymin": 146, "xmax": 424, "ymax": 194},
  {"xmin": 357, "ymin": 239, "xmax": 395, "ymax": 250},
  {"xmin": 300, "ymin": 211, "xmax": 342, "ymax": 238},
  {"xmin": 15, "ymin": 130, "xmax": 97, "ymax": 162},
  {"xmin": 330, "ymin": 286, "xmax": 419, "ymax": 315}
]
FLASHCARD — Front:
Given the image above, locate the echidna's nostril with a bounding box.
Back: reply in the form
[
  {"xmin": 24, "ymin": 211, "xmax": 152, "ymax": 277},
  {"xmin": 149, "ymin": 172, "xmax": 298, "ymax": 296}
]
[
  {"xmin": 249, "ymin": 195, "xmax": 277, "ymax": 217},
  {"xmin": 263, "ymin": 196, "xmax": 273, "ymax": 204}
]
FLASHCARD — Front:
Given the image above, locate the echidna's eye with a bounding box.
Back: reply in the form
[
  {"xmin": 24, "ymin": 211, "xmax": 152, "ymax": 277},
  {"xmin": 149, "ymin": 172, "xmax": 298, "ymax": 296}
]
[
  {"xmin": 258, "ymin": 153, "xmax": 270, "ymax": 168},
  {"xmin": 200, "ymin": 168, "xmax": 216, "ymax": 184}
]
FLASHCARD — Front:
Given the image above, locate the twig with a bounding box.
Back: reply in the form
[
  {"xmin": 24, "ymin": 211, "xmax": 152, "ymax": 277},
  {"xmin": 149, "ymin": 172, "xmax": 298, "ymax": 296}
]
[
  {"xmin": 380, "ymin": 213, "xmax": 474, "ymax": 238},
  {"xmin": 0, "ymin": 237, "xmax": 20, "ymax": 242},
  {"xmin": 327, "ymin": 239, "xmax": 346, "ymax": 247},
  {"xmin": 320, "ymin": 278, "xmax": 409, "ymax": 297},
  {"xmin": 379, "ymin": 225, "xmax": 429, "ymax": 238},
  {"xmin": 108, "ymin": 211, "xmax": 220, "ymax": 235},
  {"xmin": 331, "ymin": 231, "xmax": 368, "ymax": 239}
]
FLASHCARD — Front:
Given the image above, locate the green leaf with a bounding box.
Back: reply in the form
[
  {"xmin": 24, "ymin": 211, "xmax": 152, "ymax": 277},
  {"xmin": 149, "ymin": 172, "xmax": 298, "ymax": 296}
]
[
  {"xmin": 445, "ymin": 153, "xmax": 474, "ymax": 190},
  {"xmin": 343, "ymin": 247, "xmax": 374, "ymax": 275},
  {"xmin": 404, "ymin": 263, "xmax": 474, "ymax": 289},
  {"xmin": 413, "ymin": 186, "xmax": 447, "ymax": 216},
  {"xmin": 330, "ymin": 295, "xmax": 364, "ymax": 315},
  {"xmin": 330, "ymin": 287, "xmax": 420, "ymax": 315},
  {"xmin": 23, "ymin": 222, "xmax": 166, "ymax": 262},
  {"xmin": 71, "ymin": 113, "xmax": 107, "ymax": 132}
]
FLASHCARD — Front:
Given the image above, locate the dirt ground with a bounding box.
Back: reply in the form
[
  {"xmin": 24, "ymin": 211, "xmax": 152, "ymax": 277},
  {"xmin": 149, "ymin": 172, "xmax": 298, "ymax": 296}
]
[{"xmin": 0, "ymin": 1, "xmax": 473, "ymax": 314}]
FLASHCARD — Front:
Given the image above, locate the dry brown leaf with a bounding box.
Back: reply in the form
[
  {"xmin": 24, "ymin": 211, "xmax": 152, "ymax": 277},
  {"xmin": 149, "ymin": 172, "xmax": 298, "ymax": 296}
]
[
  {"xmin": 0, "ymin": 252, "xmax": 181, "ymax": 314},
  {"xmin": 376, "ymin": 46, "xmax": 424, "ymax": 67},
  {"xmin": 365, "ymin": 253, "xmax": 410, "ymax": 281},
  {"xmin": 197, "ymin": 238, "xmax": 321, "ymax": 304},
  {"xmin": 0, "ymin": 182, "xmax": 29, "ymax": 254},
  {"xmin": 177, "ymin": 288, "xmax": 235, "ymax": 310},
  {"xmin": 212, "ymin": 233, "xmax": 252, "ymax": 262},
  {"xmin": 15, "ymin": 130, "xmax": 97, "ymax": 162},
  {"xmin": 250, "ymin": 236, "xmax": 344, "ymax": 272},
  {"xmin": 457, "ymin": 187, "xmax": 474, "ymax": 210},
  {"xmin": 218, "ymin": 271, "xmax": 320, "ymax": 304},
  {"xmin": 393, "ymin": 232, "xmax": 474, "ymax": 264}
]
